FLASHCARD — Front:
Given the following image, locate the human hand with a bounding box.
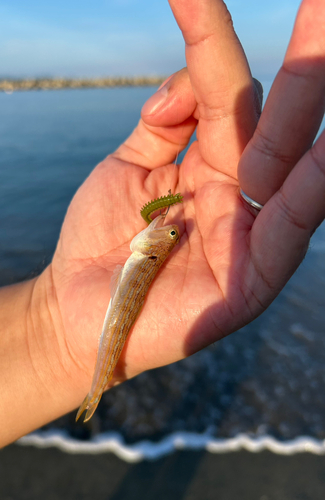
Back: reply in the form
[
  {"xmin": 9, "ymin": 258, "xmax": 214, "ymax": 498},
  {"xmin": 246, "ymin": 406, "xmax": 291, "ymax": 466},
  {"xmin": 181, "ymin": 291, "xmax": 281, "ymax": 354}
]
[{"xmin": 39, "ymin": 0, "xmax": 325, "ymax": 418}]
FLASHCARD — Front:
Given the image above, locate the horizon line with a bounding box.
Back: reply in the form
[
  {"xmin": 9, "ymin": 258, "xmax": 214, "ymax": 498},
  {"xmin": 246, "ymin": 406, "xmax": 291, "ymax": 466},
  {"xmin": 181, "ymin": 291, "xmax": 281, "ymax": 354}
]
[{"xmin": 0, "ymin": 76, "xmax": 167, "ymax": 92}]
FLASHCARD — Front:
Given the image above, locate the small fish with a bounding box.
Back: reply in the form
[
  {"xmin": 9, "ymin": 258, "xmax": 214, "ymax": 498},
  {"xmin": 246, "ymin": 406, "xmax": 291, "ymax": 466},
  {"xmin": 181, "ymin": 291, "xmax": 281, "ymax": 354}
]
[{"xmin": 76, "ymin": 215, "xmax": 180, "ymax": 422}]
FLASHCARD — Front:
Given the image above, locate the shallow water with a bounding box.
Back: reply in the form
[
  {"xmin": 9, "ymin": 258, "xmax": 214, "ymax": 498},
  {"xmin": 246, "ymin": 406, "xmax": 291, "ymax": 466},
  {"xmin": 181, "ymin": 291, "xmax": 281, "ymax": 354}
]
[{"xmin": 1, "ymin": 85, "xmax": 325, "ymax": 446}]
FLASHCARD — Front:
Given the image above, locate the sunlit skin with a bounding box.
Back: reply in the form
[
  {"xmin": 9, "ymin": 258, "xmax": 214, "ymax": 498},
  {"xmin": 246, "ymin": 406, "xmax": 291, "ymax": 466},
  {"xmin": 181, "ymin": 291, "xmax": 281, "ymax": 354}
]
[{"xmin": 0, "ymin": 0, "xmax": 325, "ymax": 447}]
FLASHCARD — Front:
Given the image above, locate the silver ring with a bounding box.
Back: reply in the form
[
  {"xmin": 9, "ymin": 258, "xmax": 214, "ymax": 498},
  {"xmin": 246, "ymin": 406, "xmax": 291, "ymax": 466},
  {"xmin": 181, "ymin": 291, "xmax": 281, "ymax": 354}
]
[{"xmin": 239, "ymin": 189, "xmax": 264, "ymax": 211}]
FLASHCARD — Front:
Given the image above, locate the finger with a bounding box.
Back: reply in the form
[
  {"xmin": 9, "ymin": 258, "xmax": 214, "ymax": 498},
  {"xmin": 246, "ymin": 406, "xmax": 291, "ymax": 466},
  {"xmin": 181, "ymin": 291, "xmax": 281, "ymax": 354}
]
[
  {"xmin": 142, "ymin": 68, "xmax": 197, "ymax": 126},
  {"xmin": 249, "ymin": 127, "xmax": 325, "ymax": 304},
  {"xmin": 112, "ymin": 68, "xmax": 197, "ymax": 170},
  {"xmin": 168, "ymin": 0, "xmax": 259, "ymax": 177},
  {"xmin": 238, "ymin": 0, "xmax": 325, "ymax": 205}
]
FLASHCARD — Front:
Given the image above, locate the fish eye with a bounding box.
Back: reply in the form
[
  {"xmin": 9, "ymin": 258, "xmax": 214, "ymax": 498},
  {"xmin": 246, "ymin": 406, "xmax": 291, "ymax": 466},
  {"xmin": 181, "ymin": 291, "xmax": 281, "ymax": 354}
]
[{"xmin": 169, "ymin": 229, "xmax": 177, "ymax": 238}]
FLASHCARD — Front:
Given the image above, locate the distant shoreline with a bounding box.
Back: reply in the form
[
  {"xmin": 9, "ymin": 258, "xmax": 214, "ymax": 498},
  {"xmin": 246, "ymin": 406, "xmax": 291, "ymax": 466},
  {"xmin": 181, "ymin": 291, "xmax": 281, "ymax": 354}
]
[{"xmin": 0, "ymin": 77, "xmax": 166, "ymax": 92}]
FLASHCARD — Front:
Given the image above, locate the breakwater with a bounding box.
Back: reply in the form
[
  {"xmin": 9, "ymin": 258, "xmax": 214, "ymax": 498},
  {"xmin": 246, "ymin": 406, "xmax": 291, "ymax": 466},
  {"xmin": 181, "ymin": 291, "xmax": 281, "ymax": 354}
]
[{"xmin": 0, "ymin": 76, "xmax": 166, "ymax": 92}]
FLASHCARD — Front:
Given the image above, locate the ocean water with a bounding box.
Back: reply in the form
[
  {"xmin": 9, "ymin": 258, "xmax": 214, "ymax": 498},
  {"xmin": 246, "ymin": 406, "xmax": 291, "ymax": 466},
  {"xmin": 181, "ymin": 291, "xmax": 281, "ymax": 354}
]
[{"xmin": 2, "ymin": 85, "xmax": 325, "ymax": 458}]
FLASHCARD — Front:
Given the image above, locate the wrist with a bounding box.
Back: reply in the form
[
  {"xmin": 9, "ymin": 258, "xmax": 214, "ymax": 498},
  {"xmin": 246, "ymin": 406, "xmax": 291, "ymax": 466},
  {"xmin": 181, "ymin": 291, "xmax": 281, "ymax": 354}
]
[
  {"xmin": 0, "ymin": 266, "xmax": 84, "ymax": 447},
  {"xmin": 27, "ymin": 265, "xmax": 87, "ymax": 416}
]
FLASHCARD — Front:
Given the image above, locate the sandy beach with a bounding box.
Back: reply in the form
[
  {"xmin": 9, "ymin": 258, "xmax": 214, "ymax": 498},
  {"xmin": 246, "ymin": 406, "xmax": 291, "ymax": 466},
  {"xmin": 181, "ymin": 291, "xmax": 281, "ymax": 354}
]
[{"xmin": 1, "ymin": 444, "xmax": 325, "ymax": 499}]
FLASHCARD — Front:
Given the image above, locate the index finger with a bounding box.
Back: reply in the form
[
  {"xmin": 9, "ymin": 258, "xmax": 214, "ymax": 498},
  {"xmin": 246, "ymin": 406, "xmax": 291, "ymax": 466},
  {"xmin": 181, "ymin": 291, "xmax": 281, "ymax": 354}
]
[{"xmin": 168, "ymin": 0, "xmax": 259, "ymax": 177}]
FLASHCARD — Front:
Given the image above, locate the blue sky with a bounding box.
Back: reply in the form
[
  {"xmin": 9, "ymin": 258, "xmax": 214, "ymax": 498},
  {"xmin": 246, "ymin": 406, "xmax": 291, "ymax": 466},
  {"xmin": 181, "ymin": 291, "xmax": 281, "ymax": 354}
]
[{"xmin": 0, "ymin": 0, "xmax": 301, "ymax": 81}]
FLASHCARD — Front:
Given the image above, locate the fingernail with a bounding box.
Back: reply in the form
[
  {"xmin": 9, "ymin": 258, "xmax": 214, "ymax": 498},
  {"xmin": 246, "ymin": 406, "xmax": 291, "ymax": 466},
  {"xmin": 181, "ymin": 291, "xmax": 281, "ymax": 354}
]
[{"xmin": 141, "ymin": 85, "xmax": 169, "ymax": 115}]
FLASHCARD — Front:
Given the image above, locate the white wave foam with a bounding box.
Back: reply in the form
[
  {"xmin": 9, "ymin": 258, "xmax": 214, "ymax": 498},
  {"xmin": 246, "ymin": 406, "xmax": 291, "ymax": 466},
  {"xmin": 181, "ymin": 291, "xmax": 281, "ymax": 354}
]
[{"xmin": 17, "ymin": 431, "xmax": 325, "ymax": 462}]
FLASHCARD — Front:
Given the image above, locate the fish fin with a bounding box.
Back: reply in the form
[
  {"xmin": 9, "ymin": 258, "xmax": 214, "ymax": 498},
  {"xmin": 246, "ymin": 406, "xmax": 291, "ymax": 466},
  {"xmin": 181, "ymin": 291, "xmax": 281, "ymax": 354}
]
[
  {"xmin": 110, "ymin": 264, "xmax": 124, "ymax": 299},
  {"xmin": 130, "ymin": 228, "xmax": 147, "ymax": 252},
  {"xmin": 83, "ymin": 403, "xmax": 100, "ymax": 423},
  {"xmin": 75, "ymin": 394, "xmax": 100, "ymax": 423}
]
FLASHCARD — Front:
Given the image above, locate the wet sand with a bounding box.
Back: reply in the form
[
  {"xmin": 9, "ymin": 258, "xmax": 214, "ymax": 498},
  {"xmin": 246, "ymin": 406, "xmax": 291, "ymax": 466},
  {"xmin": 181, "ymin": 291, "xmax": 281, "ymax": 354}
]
[{"xmin": 1, "ymin": 444, "xmax": 325, "ymax": 499}]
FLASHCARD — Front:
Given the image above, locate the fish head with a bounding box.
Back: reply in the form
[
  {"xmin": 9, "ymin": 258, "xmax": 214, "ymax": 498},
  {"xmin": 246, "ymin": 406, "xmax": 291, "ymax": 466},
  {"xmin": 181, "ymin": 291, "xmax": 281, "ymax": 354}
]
[{"xmin": 130, "ymin": 215, "xmax": 180, "ymax": 255}]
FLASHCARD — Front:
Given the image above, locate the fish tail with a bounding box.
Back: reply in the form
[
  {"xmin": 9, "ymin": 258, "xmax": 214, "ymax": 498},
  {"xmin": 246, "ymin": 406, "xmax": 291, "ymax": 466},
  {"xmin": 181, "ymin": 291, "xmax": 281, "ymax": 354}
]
[{"xmin": 75, "ymin": 394, "xmax": 100, "ymax": 423}]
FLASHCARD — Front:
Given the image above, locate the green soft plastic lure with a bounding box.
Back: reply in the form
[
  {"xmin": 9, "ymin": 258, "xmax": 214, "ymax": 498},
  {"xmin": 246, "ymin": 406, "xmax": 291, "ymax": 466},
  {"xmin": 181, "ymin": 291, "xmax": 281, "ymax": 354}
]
[{"xmin": 140, "ymin": 191, "xmax": 183, "ymax": 224}]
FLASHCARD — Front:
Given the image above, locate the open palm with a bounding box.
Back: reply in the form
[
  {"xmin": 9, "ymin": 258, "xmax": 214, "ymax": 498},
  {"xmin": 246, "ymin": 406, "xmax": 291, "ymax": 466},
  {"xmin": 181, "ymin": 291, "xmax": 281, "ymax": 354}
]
[{"xmin": 50, "ymin": 0, "xmax": 325, "ymax": 409}]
